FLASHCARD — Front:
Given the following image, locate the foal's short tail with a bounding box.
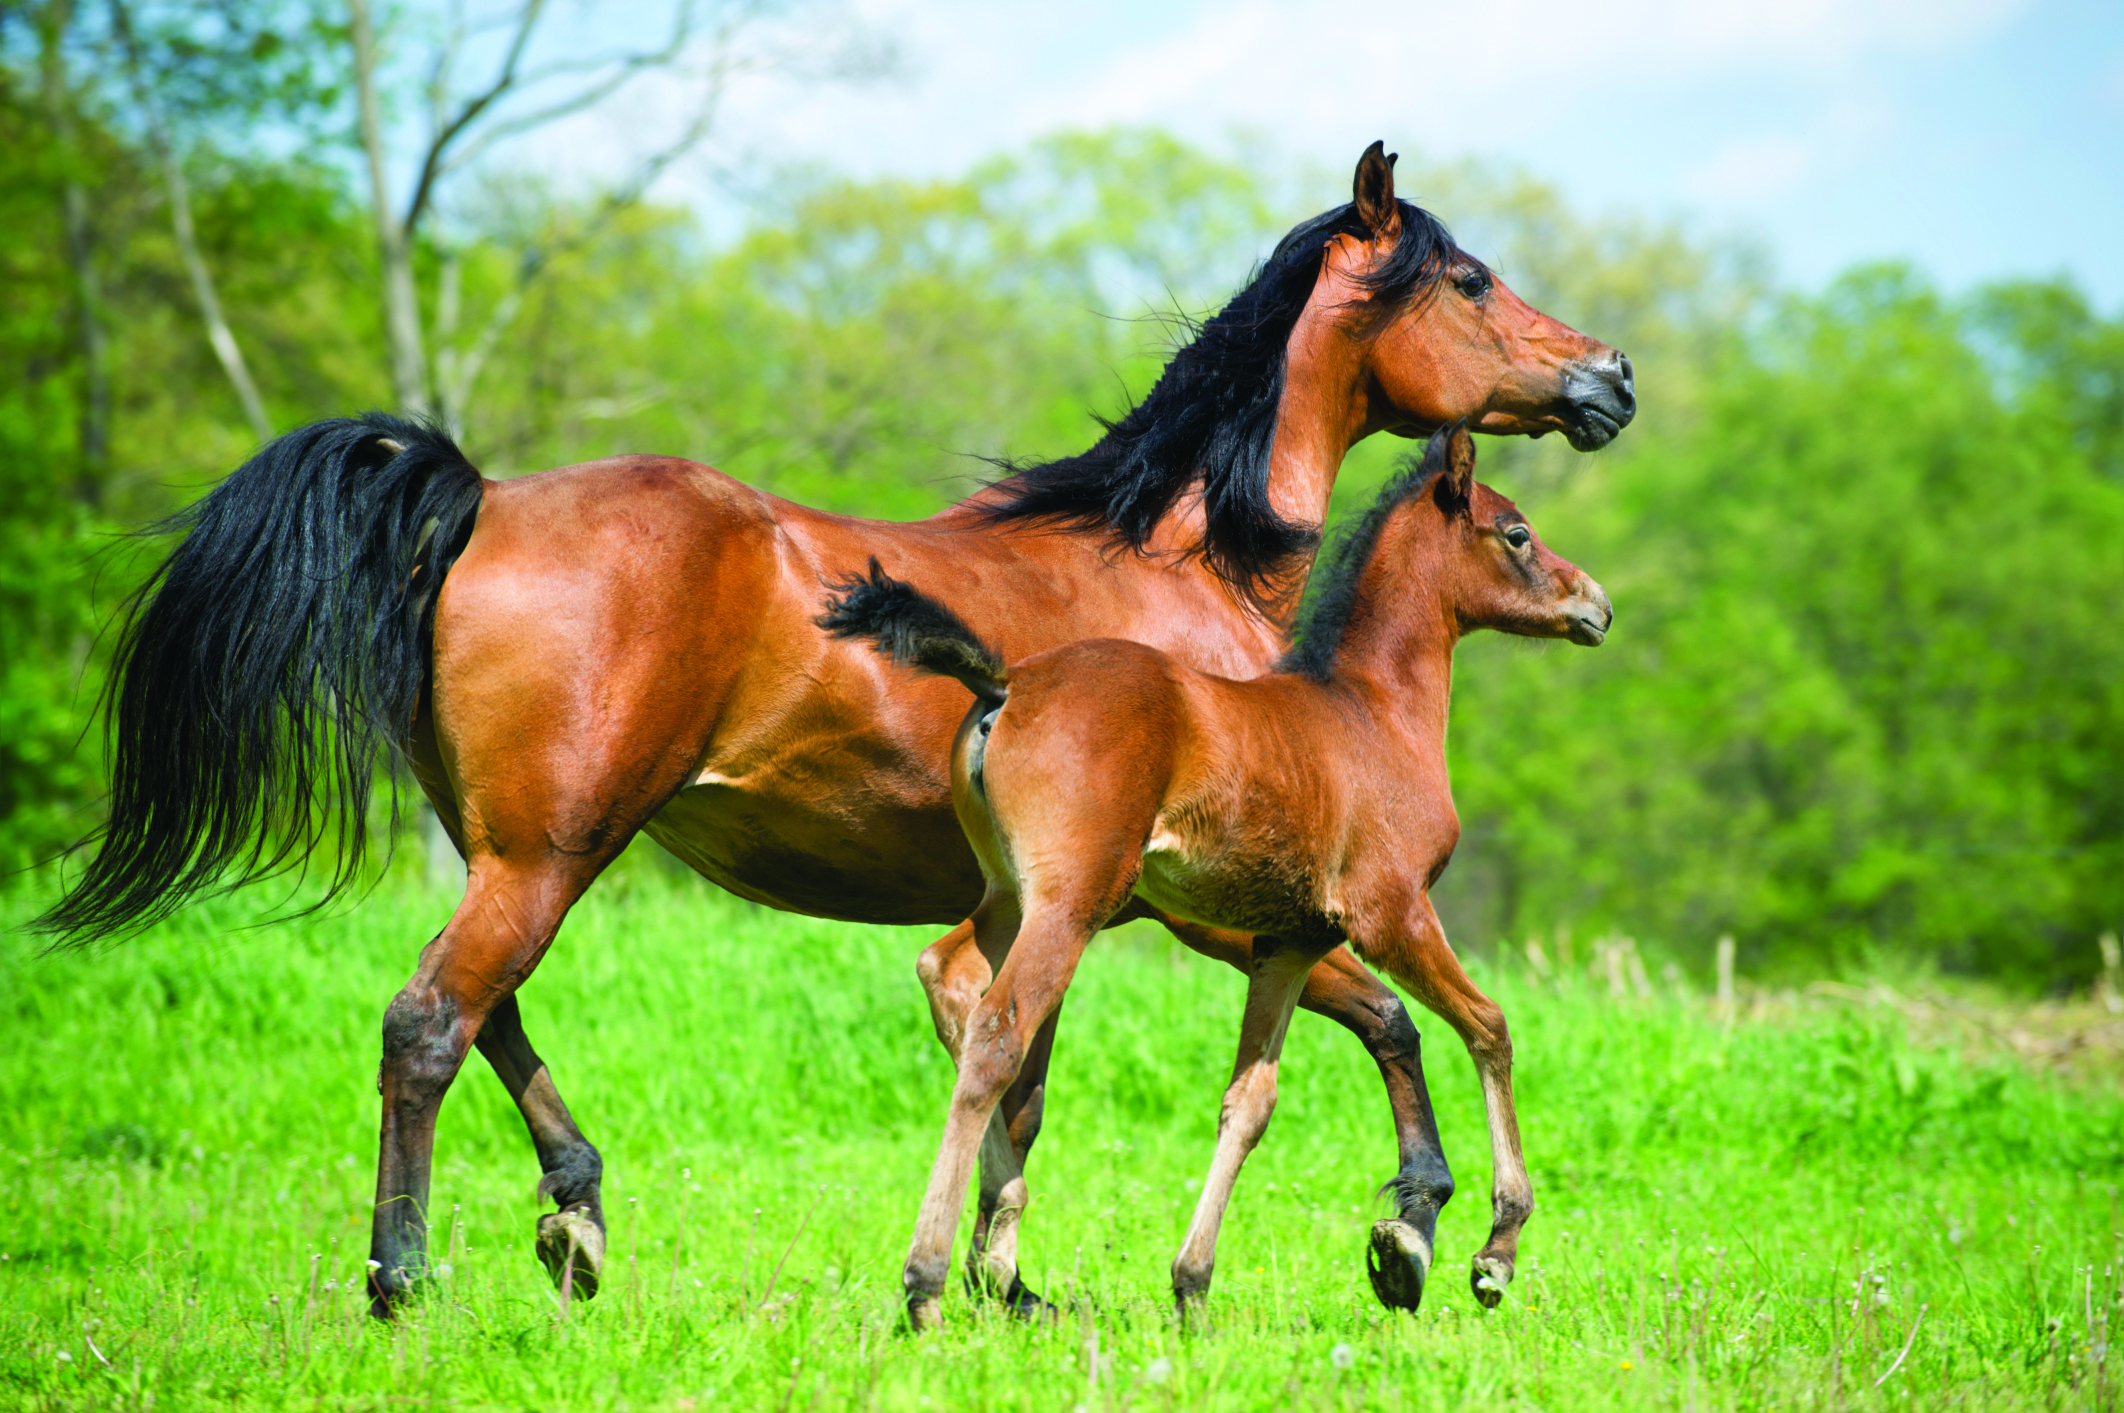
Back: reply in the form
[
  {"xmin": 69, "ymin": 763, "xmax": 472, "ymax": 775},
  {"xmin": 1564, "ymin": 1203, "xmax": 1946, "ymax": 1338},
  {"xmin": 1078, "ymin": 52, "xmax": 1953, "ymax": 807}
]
[
  {"xmin": 34, "ymin": 414, "xmax": 484, "ymax": 943},
  {"xmin": 816, "ymin": 558, "xmax": 1008, "ymax": 707}
]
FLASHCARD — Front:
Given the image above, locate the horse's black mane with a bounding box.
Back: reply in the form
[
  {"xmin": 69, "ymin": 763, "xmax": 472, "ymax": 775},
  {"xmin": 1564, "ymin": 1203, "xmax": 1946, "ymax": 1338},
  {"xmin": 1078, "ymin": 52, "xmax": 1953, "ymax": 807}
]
[
  {"xmin": 1277, "ymin": 431, "xmax": 1454, "ymax": 680},
  {"xmin": 978, "ymin": 197, "xmax": 1467, "ymax": 600}
]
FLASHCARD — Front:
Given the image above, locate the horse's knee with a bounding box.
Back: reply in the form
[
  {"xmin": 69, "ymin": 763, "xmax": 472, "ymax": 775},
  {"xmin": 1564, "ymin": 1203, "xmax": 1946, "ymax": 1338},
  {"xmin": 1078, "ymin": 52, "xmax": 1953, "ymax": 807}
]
[
  {"xmin": 1368, "ymin": 990, "xmax": 1422, "ymax": 1062},
  {"xmin": 958, "ymin": 1031, "xmax": 1026, "ymax": 1110},
  {"xmin": 381, "ymin": 987, "xmax": 470, "ymax": 1109}
]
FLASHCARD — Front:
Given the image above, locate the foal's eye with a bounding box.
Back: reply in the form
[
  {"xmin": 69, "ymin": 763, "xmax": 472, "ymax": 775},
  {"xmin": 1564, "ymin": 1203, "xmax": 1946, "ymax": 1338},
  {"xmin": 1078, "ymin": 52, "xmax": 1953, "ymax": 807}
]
[
  {"xmin": 1504, "ymin": 525, "xmax": 1532, "ymax": 550},
  {"xmin": 1456, "ymin": 267, "xmax": 1492, "ymax": 300}
]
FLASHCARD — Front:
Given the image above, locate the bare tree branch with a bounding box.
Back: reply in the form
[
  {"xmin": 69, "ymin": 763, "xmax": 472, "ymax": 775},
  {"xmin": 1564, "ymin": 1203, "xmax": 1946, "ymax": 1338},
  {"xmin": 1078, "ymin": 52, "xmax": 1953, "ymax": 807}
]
[
  {"xmin": 399, "ymin": 0, "xmax": 548, "ymax": 235},
  {"xmin": 427, "ymin": 0, "xmax": 703, "ymax": 189},
  {"xmin": 110, "ymin": 0, "xmax": 272, "ymax": 442}
]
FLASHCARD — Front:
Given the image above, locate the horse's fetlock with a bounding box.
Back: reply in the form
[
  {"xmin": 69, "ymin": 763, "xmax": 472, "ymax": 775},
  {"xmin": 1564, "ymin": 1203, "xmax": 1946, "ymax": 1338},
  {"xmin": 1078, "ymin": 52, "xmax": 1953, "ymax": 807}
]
[
  {"xmin": 535, "ymin": 1142, "xmax": 603, "ymax": 1211},
  {"xmin": 1389, "ymin": 1151, "xmax": 1455, "ymax": 1217},
  {"xmin": 904, "ymin": 1253, "xmax": 950, "ymax": 1302}
]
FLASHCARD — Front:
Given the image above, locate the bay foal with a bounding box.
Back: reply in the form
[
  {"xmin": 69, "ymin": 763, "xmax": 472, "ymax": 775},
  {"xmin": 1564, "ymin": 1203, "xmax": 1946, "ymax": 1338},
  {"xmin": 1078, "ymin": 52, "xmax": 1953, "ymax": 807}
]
[{"xmin": 824, "ymin": 425, "xmax": 1610, "ymax": 1324}]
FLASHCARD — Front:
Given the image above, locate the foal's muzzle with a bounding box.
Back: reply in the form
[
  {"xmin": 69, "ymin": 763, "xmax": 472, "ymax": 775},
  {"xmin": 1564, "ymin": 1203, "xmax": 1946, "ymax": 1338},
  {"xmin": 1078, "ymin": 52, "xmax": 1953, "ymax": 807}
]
[
  {"xmin": 1558, "ymin": 351, "xmax": 1635, "ymax": 451},
  {"xmin": 1563, "ymin": 576, "xmax": 1613, "ymax": 646}
]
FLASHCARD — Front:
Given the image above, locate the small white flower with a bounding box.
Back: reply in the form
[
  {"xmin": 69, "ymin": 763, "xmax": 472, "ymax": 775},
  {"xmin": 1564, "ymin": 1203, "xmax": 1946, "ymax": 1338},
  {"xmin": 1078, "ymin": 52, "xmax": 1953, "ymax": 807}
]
[
  {"xmin": 1329, "ymin": 1342, "xmax": 1355, "ymax": 1370},
  {"xmin": 1144, "ymin": 1357, "xmax": 1172, "ymax": 1385},
  {"xmin": 434, "ymin": 1264, "xmax": 453, "ymax": 1279}
]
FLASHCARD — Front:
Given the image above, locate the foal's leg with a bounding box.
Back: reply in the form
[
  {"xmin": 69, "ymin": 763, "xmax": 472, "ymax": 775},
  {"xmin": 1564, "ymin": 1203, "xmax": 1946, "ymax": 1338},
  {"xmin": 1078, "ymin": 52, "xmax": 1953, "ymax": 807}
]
[
  {"xmin": 906, "ymin": 894, "xmax": 1106, "ymax": 1331},
  {"xmin": 474, "ymin": 994, "xmax": 606, "ymax": 1296},
  {"xmin": 1170, "ymin": 935, "xmax": 1337, "ymax": 1317},
  {"xmin": 1358, "ymin": 897, "xmax": 1532, "ymax": 1309},
  {"xmin": 1151, "ymin": 912, "xmax": 1454, "ymax": 1310},
  {"xmin": 368, "ymin": 857, "xmax": 601, "ymax": 1316},
  {"xmin": 915, "ymin": 919, "xmax": 1059, "ymax": 1315}
]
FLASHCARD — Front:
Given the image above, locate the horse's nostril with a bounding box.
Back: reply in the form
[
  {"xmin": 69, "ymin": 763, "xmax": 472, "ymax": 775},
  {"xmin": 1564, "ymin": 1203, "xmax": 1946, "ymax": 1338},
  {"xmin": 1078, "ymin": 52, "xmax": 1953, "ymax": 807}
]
[{"xmin": 1613, "ymin": 353, "xmax": 1636, "ymax": 418}]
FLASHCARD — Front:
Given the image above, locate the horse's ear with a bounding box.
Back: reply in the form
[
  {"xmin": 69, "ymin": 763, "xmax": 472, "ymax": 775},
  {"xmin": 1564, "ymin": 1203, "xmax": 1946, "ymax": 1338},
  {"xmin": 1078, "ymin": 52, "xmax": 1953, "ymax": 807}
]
[
  {"xmin": 1434, "ymin": 421, "xmax": 1476, "ymax": 516},
  {"xmin": 1353, "ymin": 141, "xmax": 1401, "ymax": 239}
]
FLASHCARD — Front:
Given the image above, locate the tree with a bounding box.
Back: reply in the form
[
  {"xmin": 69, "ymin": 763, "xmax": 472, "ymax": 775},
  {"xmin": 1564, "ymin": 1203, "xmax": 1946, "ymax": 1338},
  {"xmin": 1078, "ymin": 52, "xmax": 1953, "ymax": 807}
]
[{"xmin": 341, "ymin": 0, "xmax": 888, "ymax": 431}]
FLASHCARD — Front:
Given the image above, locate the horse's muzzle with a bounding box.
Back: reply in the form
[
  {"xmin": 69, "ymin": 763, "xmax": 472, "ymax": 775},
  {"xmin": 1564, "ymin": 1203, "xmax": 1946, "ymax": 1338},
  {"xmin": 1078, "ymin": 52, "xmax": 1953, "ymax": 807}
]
[{"xmin": 1558, "ymin": 351, "xmax": 1635, "ymax": 451}]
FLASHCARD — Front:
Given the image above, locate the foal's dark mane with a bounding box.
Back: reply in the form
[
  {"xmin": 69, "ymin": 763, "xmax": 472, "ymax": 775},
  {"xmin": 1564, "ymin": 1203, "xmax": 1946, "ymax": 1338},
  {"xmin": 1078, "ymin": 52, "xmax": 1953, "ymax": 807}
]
[
  {"xmin": 1277, "ymin": 433, "xmax": 1454, "ymax": 681},
  {"xmin": 979, "ymin": 198, "xmax": 1466, "ymax": 600}
]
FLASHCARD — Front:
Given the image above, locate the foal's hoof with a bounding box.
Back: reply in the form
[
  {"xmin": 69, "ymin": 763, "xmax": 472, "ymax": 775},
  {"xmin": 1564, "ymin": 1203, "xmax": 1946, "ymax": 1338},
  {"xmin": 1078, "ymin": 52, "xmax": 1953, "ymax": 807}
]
[
  {"xmin": 1366, "ymin": 1219, "xmax": 1435, "ymax": 1312},
  {"xmin": 1470, "ymin": 1253, "xmax": 1514, "ymax": 1309},
  {"xmin": 536, "ymin": 1206, "xmax": 605, "ymax": 1301},
  {"xmin": 906, "ymin": 1294, "xmax": 945, "ymax": 1332}
]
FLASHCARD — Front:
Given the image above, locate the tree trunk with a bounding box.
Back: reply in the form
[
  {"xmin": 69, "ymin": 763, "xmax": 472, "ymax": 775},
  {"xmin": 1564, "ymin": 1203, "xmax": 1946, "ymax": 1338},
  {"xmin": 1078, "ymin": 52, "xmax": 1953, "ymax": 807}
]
[
  {"xmin": 111, "ymin": 0, "xmax": 273, "ymax": 443},
  {"xmin": 38, "ymin": 0, "xmax": 109, "ymax": 505},
  {"xmin": 348, "ymin": 0, "xmax": 432, "ymax": 415}
]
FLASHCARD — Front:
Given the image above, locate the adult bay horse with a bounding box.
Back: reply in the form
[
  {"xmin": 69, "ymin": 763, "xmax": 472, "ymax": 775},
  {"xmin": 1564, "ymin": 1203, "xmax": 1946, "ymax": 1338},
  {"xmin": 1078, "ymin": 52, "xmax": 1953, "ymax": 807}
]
[
  {"xmin": 823, "ymin": 424, "xmax": 1607, "ymax": 1325},
  {"xmin": 38, "ymin": 144, "xmax": 1634, "ymax": 1318}
]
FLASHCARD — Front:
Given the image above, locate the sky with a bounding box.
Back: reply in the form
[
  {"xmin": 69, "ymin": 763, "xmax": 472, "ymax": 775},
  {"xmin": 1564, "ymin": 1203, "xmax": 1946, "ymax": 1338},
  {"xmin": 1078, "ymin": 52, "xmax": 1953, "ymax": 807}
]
[{"xmin": 520, "ymin": 0, "xmax": 2124, "ymax": 303}]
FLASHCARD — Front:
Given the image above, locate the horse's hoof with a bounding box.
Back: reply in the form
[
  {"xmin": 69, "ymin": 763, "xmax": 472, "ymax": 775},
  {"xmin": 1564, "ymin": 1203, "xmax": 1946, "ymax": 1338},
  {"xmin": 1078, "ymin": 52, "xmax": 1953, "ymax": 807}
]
[
  {"xmin": 1000, "ymin": 1275, "xmax": 1059, "ymax": 1323},
  {"xmin": 1470, "ymin": 1253, "xmax": 1513, "ymax": 1309},
  {"xmin": 536, "ymin": 1206, "xmax": 605, "ymax": 1301},
  {"xmin": 1366, "ymin": 1219, "xmax": 1433, "ymax": 1312},
  {"xmin": 365, "ymin": 1258, "xmax": 412, "ymax": 1319},
  {"xmin": 906, "ymin": 1294, "xmax": 945, "ymax": 1332}
]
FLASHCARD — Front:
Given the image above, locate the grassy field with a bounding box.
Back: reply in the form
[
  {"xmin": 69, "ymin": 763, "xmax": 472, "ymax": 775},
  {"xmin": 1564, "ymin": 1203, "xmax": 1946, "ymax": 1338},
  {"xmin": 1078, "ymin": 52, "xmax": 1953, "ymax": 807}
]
[{"xmin": 1, "ymin": 863, "xmax": 2117, "ymax": 1411}]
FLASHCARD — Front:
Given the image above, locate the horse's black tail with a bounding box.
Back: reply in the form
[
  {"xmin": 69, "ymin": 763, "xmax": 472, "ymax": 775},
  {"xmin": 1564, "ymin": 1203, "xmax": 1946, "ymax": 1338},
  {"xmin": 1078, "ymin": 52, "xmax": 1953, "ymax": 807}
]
[
  {"xmin": 33, "ymin": 414, "xmax": 484, "ymax": 944},
  {"xmin": 816, "ymin": 558, "xmax": 1009, "ymax": 707}
]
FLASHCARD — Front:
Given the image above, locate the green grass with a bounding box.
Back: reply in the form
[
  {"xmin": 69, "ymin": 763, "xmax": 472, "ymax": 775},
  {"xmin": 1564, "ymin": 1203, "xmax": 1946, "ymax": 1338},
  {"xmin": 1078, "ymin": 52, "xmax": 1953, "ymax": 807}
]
[{"xmin": 1, "ymin": 865, "xmax": 2117, "ymax": 1410}]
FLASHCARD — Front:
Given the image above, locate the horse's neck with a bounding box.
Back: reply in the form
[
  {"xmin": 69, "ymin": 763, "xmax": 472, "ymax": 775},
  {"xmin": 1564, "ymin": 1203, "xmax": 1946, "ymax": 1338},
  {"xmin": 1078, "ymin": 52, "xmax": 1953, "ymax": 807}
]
[{"xmin": 1264, "ymin": 300, "xmax": 1369, "ymax": 534}]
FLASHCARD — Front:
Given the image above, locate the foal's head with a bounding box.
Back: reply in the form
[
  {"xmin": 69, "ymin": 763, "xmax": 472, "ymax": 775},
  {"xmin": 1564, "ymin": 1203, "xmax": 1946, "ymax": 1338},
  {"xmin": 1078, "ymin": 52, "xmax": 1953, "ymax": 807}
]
[
  {"xmin": 1282, "ymin": 425, "xmax": 1611, "ymax": 679},
  {"xmin": 1305, "ymin": 144, "xmax": 1635, "ymax": 452}
]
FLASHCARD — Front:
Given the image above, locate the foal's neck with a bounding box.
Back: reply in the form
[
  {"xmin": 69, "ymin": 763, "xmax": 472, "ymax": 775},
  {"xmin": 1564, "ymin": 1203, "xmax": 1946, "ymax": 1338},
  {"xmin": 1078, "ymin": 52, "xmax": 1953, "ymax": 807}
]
[{"xmin": 1323, "ymin": 511, "xmax": 1462, "ymax": 745}]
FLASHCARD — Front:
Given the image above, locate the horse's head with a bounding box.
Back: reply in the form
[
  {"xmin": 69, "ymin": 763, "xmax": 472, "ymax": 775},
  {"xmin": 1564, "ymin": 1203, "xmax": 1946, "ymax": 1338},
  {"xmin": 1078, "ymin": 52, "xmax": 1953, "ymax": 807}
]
[
  {"xmin": 1309, "ymin": 144, "xmax": 1635, "ymax": 452},
  {"xmin": 1425, "ymin": 424, "xmax": 1611, "ymax": 644}
]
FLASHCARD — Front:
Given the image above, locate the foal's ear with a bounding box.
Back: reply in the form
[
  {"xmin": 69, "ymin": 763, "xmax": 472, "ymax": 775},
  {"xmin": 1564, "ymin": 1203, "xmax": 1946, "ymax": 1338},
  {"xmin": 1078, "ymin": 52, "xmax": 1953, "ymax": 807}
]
[
  {"xmin": 1434, "ymin": 421, "xmax": 1476, "ymax": 517},
  {"xmin": 1353, "ymin": 140, "xmax": 1401, "ymax": 240}
]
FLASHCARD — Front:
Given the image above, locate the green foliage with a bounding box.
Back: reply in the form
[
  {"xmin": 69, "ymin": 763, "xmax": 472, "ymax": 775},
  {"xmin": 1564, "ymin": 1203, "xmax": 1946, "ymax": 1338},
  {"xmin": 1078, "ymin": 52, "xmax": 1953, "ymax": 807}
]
[
  {"xmin": 0, "ymin": 89, "xmax": 2115, "ymax": 981},
  {"xmin": 1436, "ymin": 267, "xmax": 2124, "ymax": 981},
  {"xmin": 0, "ymin": 881, "xmax": 2114, "ymax": 1408}
]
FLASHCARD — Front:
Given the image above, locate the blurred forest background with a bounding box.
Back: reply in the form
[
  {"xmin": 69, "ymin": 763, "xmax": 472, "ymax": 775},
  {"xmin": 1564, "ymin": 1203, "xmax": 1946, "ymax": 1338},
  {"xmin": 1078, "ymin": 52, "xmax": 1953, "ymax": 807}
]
[{"xmin": 2, "ymin": 1, "xmax": 2119, "ymax": 987}]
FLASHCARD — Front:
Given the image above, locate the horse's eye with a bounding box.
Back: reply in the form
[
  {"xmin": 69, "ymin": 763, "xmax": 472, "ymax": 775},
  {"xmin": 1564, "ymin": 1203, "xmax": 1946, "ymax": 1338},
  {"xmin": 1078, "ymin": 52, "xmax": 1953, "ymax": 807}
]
[
  {"xmin": 1504, "ymin": 525, "xmax": 1532, "ymax": 550},
  {"xmin": 1457, "ymin": 268, "xmax": 1492, "ymax": 300}
]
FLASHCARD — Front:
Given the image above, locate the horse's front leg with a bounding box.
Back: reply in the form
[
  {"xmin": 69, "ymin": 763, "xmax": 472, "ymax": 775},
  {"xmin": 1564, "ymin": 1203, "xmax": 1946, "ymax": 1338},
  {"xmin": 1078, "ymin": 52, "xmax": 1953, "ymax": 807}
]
[
  {"xmin": 1356, "ymin": 895, "xmax": 1532, "ymax": 1309},
  {"xmin": 1149, "ymin": 910, "xmax": 1453, "ymax": 1311}
]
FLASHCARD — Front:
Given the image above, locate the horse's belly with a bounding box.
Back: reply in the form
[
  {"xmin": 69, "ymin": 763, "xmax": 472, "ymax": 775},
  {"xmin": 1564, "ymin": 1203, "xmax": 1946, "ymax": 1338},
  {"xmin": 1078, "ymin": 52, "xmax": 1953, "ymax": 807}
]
[
  {"xmin": 1134, "ymin": 842, "xmax": 1330, "ymax": 942},
  {"xmin": 644, "ymin": 776, "xmax": 983, "ymax": 926}
]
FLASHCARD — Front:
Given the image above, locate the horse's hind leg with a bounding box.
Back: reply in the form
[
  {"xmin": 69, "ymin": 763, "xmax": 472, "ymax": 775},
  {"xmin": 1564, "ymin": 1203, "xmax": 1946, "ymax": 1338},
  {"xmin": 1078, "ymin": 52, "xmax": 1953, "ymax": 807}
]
[
  {"xmin": 1357, "ymin": 896, "xmax": 1532, "ymax": 1310},
  {"xmin": 1170, "ymin": 934, "xmax": 1337, "ymax": 1318},
  {"xmin": 473, "ymin": 994, "xmax": 605, "ymax": 1296},
  {"xmin": 367, "ymin": 858, "xmax": 600, "ymax": 1317},
  {"xmin": 1151, "ymin": 912, "xmax": 1453, "ymax": 1311}
]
